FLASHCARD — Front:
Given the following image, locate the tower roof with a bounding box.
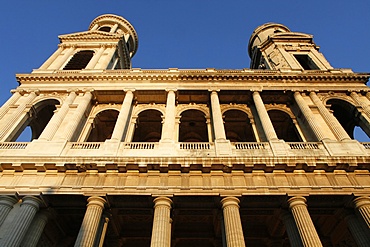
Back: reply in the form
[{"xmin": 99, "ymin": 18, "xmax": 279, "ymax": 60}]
[{"xmin": 248, "ymin": 23, "xmax": 290, "ymax": 58}]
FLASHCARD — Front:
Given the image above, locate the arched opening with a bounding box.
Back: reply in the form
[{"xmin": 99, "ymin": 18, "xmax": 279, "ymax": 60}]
[
  {"xmin": 223, "ymin": 110, "xmax": 255, "ymax": 142},
  {"xmin": 13, "ymin": 99, "xmax": 59, "ymax": 141},
  {"xmin": 87, "ymin": 110, "xmax": 119, "ymax": 142},
  {"xmin": 132, "ymin": 110, "xmax": 162, "ymax": 142},
  {"xmin": 179, "ymin": 110, "xmax": 208, "ymax": 142},
  {"xmin": 98, "ymin": 26, "xmax": 111, "ymax": 32},
  {"xmin": 327, "ymin": 99, "xmax": 370, "ymax": 140},
  {"xmin": 268, "ymin": 110, "xmax": 301, "ymax": 141},
  {"xmin": 63, "ymin": 50, "xmax": 94, "ymax": 70}
]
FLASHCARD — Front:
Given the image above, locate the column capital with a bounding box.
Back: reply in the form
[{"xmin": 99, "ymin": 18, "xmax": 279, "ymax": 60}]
[
  {"xmin": 21, "ymin": 196, "xmax": 43, "ymax": 210},
  {"xmin": 221, "ymin": 196, "xmax": 240, "ymax": 209},
  {"xmin": 353, "ymin": 196, "xmax": 370, "ymax": 209},
  {"xmin": 0, "ymin": 196, "xmax": 18, "ymax": 207},
  {"xmin": 153, "ymin": 196, "xmax": 172, "ymax": 209},
  {"xmin": 208, "ymin": 88, "xmax": 220, "ymax": 93},
  {"xmin": 287, "ymin": 196, "xmax": 307, "ymax": 209},
  {"xmin": 165, "ymin": 88, "xmax": 177, "ymax": 93},
  {"xmin": 124, "ymin": 89, "xmax": 136, "ymax": 93},
  {"xmin": 86, "ymin": 196, "xmax": 106, "ymax": 208}
]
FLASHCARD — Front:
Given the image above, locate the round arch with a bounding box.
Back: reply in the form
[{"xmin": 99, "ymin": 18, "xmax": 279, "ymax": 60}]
[
  {"xmin": 267, "ymin": 109, "xmax": 301, "ymax": 141},
  {"xmin": 132, "ymin": 109, "xmax": 163, "ymax": 142},
  {"xmin": 326, "ymin": 98, "xmax": 370, "ymax": 140},
  {"xmin": 223, "ymin": 109, "xmax": 256, "ymax": 142},
  {"xmin": 179, "ymin": 109, "xmax": 209, "ymax": 142},
  {"xmin": 87, "ymin": 109, "xmax": 119, "ymax": 142}
]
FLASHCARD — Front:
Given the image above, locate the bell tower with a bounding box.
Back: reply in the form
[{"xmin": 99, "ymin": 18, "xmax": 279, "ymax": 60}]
[
  {"xmin": 248, "ymin": 23, "xmax": 333, "ymax": 71},
  {"xmin": 35, "ymin": 14, "xmax": 138, "ymax": 72}
]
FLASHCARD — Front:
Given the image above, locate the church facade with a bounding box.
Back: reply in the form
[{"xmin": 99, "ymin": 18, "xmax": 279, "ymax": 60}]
[{"xmin": 0, "ymin": 14, "xmax": 369, "ymax": 246}]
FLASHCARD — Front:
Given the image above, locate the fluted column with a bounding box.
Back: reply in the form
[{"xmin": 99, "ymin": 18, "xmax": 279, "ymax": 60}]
[
  {"xmin": 150, "ymin": 197, "xmax": 172, "ymax": 247},
  {"xmin": 38, "ymin": 91, "xmax": 77, "ymax": 141},
  {"xmin": 0, "ymin": 90, "xmax": 22, "ymax": 120},
  {"xmin": 20, "ymin": 209, "xmax": 52, "ymax": 247},
  {"xmin": 161, "ymin": 89, "xmax": 177, "ymax": 142},
  {"xmin": 210, "ymin": 90, "xmax": 227, "ymax": 141},
  {"xmin": 350, "ymin": 92, "xmax": 370, "ymax": 118},
  {"xmin": 288, "ymin": 196, "xmax": 322, "ymax": 247},
  {"xmin": 294, "ymin": 92, "xmax": 329, "ymax": 141},
  {"xmin": 252, "ymin": 91, "xmax": 278, "ymax": 141},
  {"xmin": 0, "ymin": 196, "xmax": 18, "ymax": 226},
  {"xmin": 74, "ymin": 196, "xmax": 106, "ymax": 247},
  {"xmin": 49, "ymin": 46, "xmax": 75, "ymax": 70},
  {"xmin": 344, "ymin": 213, "xmax": 370, "ymax": 247},
  {"xmin": 110, "ymin": 90, "xmax": 134, "ymax": 141},
  {"xmin": 280, "ymin": 211, "xmax": 303, "ymax": 247},
  {"xmin": 353, "ymin": 196, "xmax": 370, "ymax": 228},
  {"xmin": 57, "ymin": 90, "xmax": 93, "ymax": 141},
  {"xmin": 309, "ymin": 92, "xmax": 350, "ymax": 141},
  {"xmin": 221, "ymin": 197, "xmax": 246, "ymax": 247},
  {"xmin": 0, "ymin": 91, "xmax": 38, "ymax": 141},
  {"xmin": 85, "ymin": 46, "xmax": 105, "ymax": 69},
  {"xmin": 39, "ymin": 45, "xmax": 64, "ymax": 70},
  {"xmin": 0, "ymin": 196, "xmax": 43, "ymax": 247}
]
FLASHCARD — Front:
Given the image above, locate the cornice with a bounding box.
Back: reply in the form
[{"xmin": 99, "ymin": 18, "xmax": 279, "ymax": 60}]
[
  {"xmin": 17, "ymin": 69, "xmax": 370, "ymax": 84},
  {"xmin": 59, "ymin": 30, "xmax": 123, "ymax": 43}
]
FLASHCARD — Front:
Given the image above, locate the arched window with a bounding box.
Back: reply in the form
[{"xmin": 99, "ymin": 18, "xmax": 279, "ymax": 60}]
[
  {"xmin": 268, "ymin": 110, "xmax": 301, "ymax": 141},
  {"xmin": 14, "ymin": 99, "xmax": 59, "ymax": 141},
  {"xmin": 87, "ymin": 110, "xmax": 119, "ymax": 142},
  {"xmin": 132, "ymin": 110, "xmax": 162, "ymax": 142},
  {"xmin": 223, "ymin": 110, "xmax": 255, "ymax": 142},
  {"xmin": 179, "ymin": 110, "xmax": 208, "ymax": 142},
  {"xmin": 327, "ymin": 99, "xmax": 370, "ymax": 140},
  {"xmin": 63, "ymin": 50, "xmax": 94, "ymax": 70}
]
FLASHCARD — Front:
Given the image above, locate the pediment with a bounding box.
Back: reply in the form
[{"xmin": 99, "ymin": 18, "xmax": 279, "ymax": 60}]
[{"xmin": 59, "ymin": 30, "xmax": 123, "ymax": 42}]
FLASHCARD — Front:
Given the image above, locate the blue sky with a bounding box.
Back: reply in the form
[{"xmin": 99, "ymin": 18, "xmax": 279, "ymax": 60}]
[{"xmin": 0, "ymin": 0, "xmax": 369, "ymax": 140}]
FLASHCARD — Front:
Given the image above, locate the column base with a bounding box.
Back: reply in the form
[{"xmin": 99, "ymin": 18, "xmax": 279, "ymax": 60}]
[
  {"xmin": 215, "ymin": 139, "xmax": 232, "ymax": 156},
  {"xmin": 269, "ymin": 139, "xmax": 289, "ymax": 156},
  {"xmin": 103, "ymin": 139, "xmax": 121, "ymax": 156}
]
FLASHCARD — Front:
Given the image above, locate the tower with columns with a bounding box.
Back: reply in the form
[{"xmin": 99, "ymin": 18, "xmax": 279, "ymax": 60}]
[{"xmin": 0, "ymin": 14, "xmax": 369, "ymax": 247}]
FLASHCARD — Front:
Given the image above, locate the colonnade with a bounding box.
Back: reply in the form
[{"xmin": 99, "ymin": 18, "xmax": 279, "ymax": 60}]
[
  {"xmin": 0, "ymin": 195, "xmax": 368, "ymax": 247},
  {"xmin": 1, "ymin": 89, "xmax": 368, "ymax": 143}
]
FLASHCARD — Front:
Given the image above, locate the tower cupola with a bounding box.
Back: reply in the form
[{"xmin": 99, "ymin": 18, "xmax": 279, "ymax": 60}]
[{"xmin": 248, "ymin": 23, "xmax": 333, "ymax": 71}]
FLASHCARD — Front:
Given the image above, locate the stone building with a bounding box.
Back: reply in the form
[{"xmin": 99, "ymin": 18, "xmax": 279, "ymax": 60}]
[{"xmin": 0, "ymin": 14, "xmax": 369, "ymax": 247}]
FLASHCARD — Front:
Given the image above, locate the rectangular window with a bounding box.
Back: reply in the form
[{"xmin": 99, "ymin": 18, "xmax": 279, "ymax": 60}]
[{"xmin": 293, "ymin": 54, "xmax": 319, "ymax": 70}]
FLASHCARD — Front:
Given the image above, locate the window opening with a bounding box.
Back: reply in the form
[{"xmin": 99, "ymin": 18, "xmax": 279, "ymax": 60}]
[
  {"xmin": 294, "ymin": 54, "xmax": 319, "ymax": 70},
  {"xmin": 87, "ymin": 110, "xmax": 119, "ymax": 142},
  {"xmin": 98, "ymin": 26, "xmax": 111, "ymax": 32},
  {"xmin": 223, "ymin": 110, "xmax": 255, "ymax": 142},
  {"xmin": 63, "ymin": 50, "xmax": 94, "ymax": 70},
  {"xmin": 268, "ymin": 110, "xmax": 301, "ymax": 141}
]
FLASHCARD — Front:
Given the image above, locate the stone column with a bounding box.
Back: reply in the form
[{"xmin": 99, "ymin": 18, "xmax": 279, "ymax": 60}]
[
  {"xmin": 85, "ymin": 46, "xmax": 106, "ymax": 69},
  {"xmin": 74, "ymin": 196, "xmax": 106, "ymax": 247},
  {"xmin": 287, "ymin": 196, "xmax": 322, "ymax": 247},
  {"xmin": 309, "ymin": 92, "xmax": 351, "ymax": 141},
  {"xmin": 0, "ymin": 90, "xmax": 22, "ymax": 120},
  {"xmin": 150, "ymin": 197, "xmax": 172, "ymax": 247},
  {"xmin": 344, "ymin": 213, "xmax": 370, "ymax": 247},
  {"xmin": 49, "ymin": 46, "xmax": 75, "ymax": 70},
  {"xmin": 353, "ymin": 196, "xmax": 370, "ymax": 228},
  {"xmin": 161, "ymin": 89, "xmax": 177, "ymax": 142},
  {"xmin": 293, "ymin": 92, "xmax": 329, "ymax": 141},
  {"xmin": 39, "ymin": 45, "xmax": 64, "ymax": 70},
  {"xmin": 38, "ymin": 91, "xmax": 77, "ymax": 141},
  {"xmin": 110, "ymin": 90, "xmax": 134, "ymax": 141},
  {"xmin": 210, "ymin": 90, "xmax": 227, "ymax": 141},
  {"xmin": 252, "ymin": 91, "xmax": 278, "ymax": 141},
  {"xmin": 0, "ymin": 196, "xmax": 43, "ymax": 247},
  {"xmin": 221, "ymin": 197, "xmax": 246, "ymax": 247},
  {"xmin": 0, "ymin": 196, "xmax": 18, "ymax": 226},
  {"xmin": 20, "ymin": 209, "xmax": 52, "ymax": 247},
  {"xmin": 58, "ymin": 90, "xmax": 93, "ymax": 141},
  {"xmin": 280, "ymin": 211, "xmax": 303, "ymax": 247},
  {"xmin": 0, "ymin": 91, "xmax": 38, "ymax": 141}
]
